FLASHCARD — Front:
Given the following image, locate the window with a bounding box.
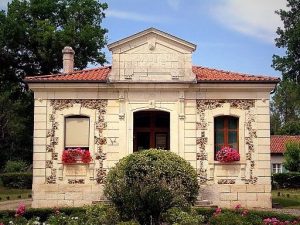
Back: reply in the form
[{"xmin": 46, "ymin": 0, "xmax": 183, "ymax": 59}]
[
  {"xmin": 272, "ymin": 163, "xmax": 283, "ymax": 174},
  {"xmin": 214, "ymin": 116, "xmax": 239, "ymax": 158},
  {"xmin": 65, "ymin": 116, "xmax": 90, "ymax": 149}
]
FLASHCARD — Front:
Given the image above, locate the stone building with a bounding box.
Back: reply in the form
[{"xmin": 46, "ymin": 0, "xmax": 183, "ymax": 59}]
[
  {"xmin": 26, "ymin": 28, "xmax": 279, "ymax": 208},
  {"xmin": 270, "ymin": 135, "xmax": 300, "ymax": 173}
]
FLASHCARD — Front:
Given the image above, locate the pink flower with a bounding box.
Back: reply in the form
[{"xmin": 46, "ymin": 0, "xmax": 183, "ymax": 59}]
[
  {"xmin": 15, "ymin": 202, "xmax": 26, "ymax": 217},
  {"xmin": 241, "ymin": 209, "xmax": 248, "ymax": 216},
  {"xmin": 216, "ymin": 146, "xmax": 240, "ymax": 162},
  {"xmin": 234, "ymin": 204, "xmax": 242, "ymax": 210}
]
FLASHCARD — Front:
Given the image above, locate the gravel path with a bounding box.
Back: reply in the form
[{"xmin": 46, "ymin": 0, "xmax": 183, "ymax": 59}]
[
  {"xmin": 256, "ymin": 208, "xmax": 300, "ymax": 217},
  {"xmin": 0, "ymin": 199, "xmax": 32, "ymax": 210}
]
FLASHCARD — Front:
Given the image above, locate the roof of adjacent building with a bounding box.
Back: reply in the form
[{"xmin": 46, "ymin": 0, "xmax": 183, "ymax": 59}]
[
  {"xmin": 25, "ymin": 66, "xmax": 280, "ymax": 83},
  {"xmin": 271, "ymin": 135, "xmax": 300, "ymax": 154}
]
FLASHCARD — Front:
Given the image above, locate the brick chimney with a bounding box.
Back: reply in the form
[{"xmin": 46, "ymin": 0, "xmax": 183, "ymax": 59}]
[{"xmin": 62, "ymin": 46, "xmax": 75, "ymax": 73}]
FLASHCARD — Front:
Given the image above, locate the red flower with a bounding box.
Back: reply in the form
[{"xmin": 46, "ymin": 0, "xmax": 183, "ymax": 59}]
[
  {"xmin": 216, "ymin": 146, "xmax": 240, "ymax": 162},
  {"xmin": 62, "ymin": 148, "xmax": 92, "ymax": 164},
  {"xmin": 15, "ymin": 202, "xmax": 26, "ymax": 217}
]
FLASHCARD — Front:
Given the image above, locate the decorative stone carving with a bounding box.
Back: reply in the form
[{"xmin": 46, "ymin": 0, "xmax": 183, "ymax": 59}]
[
  {"xmin": 45, "ymin": 160, "xmax": 53, "ymax": 168},
  {"xmin": 196, "ymin": 99, "xmax": 257, "ymax": 185},
  {"xmin": 68, "ymin": 179, "xmax": 85, "ymax": 184},
  {"xmin": 96, "ymin": 168, "xmax": 106, "ymax": 184},
  {"xmin": 46, "ymin": 169, "xmax": 56, "ymax": 184},
  {"xmin": 46, "ymin": 99, "xmax": 108, "ymax": 184},
  {"xmin": 196, "ymin": 137, "xmax": 208, "ymax": 183},
  {"xmin": 217, "ymin": 179, "xmax": 236, "ymax": 184}
]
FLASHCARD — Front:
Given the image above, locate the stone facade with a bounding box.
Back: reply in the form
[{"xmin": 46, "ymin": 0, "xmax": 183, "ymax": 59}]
[{"xmin": 28, "ymin": 28, "xmax": 277, "ymax": 209}]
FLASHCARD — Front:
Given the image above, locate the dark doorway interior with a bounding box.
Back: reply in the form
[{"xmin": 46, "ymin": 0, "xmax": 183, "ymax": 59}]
[{"xmin": 133, "ymin": 111, "xmax": 170, "ymax": 152}]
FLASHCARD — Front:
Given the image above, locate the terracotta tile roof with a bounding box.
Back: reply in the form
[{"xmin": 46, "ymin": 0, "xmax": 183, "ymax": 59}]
[
  {"xmin": 193, "ymin": 66, "xmax": 280, "ymax": 83},
  {"xmin": 25, "ymin": 65, "xmax": 280, "ymax": 83},
  {"xmin": 271, "ymin": 135, "xmax": 300, "ymax": 154},
  {"xmin": 25, "ymin": 66, "xmax": 111, "ymax": 82}
]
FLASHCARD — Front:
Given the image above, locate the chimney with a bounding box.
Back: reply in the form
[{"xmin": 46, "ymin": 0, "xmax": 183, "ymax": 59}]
[{"xmin": 62, "ymin": 46, "xmax": 75, "ymax": 73}]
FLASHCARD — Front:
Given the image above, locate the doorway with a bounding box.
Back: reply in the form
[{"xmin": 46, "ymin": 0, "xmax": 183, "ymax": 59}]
[{"xmin": 133, "ymin": 110, "xmax": 170, "ymax": 152}]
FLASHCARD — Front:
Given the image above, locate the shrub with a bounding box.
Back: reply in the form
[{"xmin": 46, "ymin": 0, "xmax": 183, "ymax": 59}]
[
  {"xmin": 0, "ymin": 172, "xmax": 32, "ymax": 189},
  {"xmin": 83, "ymin": 204, "xmax": 120, "ymax": 225},
  {"xmin": 162, "ymin": 207, "xmax": 204, "ymax": 225},
  {"xmin": 117, "ymin": 220, "xmax": 140, "ymax": 225},
  {"xmin": 104, "ymin": 149, "xmax": 199, "ymax": 225},
  {"xmin": 283, "ymin": 141, "xmax": 300, "ymax": 172},
  {"xmin": 272, "ymin": 172, "xmax": 300, "ymax": 188},
  {"xmin": 209, "ymin": 211, "xmax": 253, "ymax": 225},
  {"xmin": 3, "ymin": 160, "xmax": 29, "ymax": 173}
]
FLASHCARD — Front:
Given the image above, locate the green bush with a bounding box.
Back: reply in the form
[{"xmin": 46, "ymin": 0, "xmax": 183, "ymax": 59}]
[
  {"xmin": 104, "ymin": 149, "xmax": 199, "ymax": 225},
  {"xmin": 0, "ymin": 172, "xmax": 32, "ymax": 189},
  {"xmin": 83, "ymin": 204, "xmax": 120, "ymax": 225},
  {"xmin": 3, "ymin": 160, "xmax": 29, "ymax": 173},
  {"xmin": 209, "ymin": 211, "xmax": 253, "ymax": 225},
  {"xmin": 117, "ymin": 220, "xmax": 140, "ymax": 225},
  {"xmin": 272, "ymin": 172, "xmax": 300, "ymax": 188},
  {"xmin": 162, "ymin": 207, "xmax": 204, "ymax": 225}
]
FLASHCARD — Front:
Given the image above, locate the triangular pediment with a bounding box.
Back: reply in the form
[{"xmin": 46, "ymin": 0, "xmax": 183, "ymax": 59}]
[{"xmin": 108, "ymin": 27, "xmax": 196, "ymax": 54}]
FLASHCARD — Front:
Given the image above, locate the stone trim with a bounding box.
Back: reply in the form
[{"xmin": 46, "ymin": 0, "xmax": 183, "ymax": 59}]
[
  {"xmin": 45, "ymin": 99, "xmax": 108, "ymax": 184},
  {"xmin": 196, "ymin": 99, "xmax": 257, "ymax": 185}
]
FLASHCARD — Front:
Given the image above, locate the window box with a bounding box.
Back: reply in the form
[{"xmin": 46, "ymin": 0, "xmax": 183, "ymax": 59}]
[
  {"xmin": 216, "ymin": 146, "xmax": 240, "ymax": 163},
  {"xmin": 62, "ymin": 148, "xmax": 92, "ymax": 164}
]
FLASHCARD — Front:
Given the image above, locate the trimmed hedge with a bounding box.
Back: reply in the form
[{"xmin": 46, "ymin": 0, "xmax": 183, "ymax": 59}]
[
  {"xmin": 0, "ymin": 172, "xmax": 32, "ymax": 189},
  {"xmin": 272, "ymin": 172, "xmax": 300, "ymax": 189}
]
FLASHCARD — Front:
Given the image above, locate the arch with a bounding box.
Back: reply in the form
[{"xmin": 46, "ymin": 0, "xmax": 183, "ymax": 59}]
[{"xmin": 133, "ymin": 109, "xmax": 170, "ymax": 152}]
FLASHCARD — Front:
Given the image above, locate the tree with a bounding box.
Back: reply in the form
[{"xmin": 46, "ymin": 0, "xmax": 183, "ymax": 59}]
[
  {"xmin": 1, "ymin": 0, "xmax": 108, "ymax": 78},
  {"xmin": 272, "ymin": 0, "xmax": 300, "ymax": 83},
  {"xmin": 0, "ymin": 0, "xmax": 108, "ymax": 167},
  {"xmin": 283, "ymin": 141, "xmax": 300, "ymax": 172},
  {"xmin": 271, "ymin": 0, "xmax": 300, "ymax": 134}
]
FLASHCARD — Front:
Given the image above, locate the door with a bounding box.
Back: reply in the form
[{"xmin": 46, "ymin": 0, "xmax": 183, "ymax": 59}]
[{"xmin": 133, "ymin": 111, "xmax": 170, "ymax": 152}]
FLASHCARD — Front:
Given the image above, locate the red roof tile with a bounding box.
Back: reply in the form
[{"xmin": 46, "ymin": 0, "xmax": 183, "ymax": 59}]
[
  {"xmin": 193, "ymin": 66, "xmax": 280, "ymax": 83},
  {"xmin": 25, "ymin": 65, "xmax": 280, "ymax": 83},
  {"xmin": 271, "ymin": 135, "xmax": 300, "ymax": 154},
  {"xmin": 25, "ymin": 66, "xmax": 111, "ymax": 82}
]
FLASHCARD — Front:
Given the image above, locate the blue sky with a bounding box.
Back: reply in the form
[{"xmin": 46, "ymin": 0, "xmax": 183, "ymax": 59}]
[{"xmin": 1, "ymin": 0, "xmax": 287, "ymax": 77}]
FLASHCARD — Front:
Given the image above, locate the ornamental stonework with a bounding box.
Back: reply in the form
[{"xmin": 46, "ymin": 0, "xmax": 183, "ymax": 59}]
[
  {"xmin": 45, "ymin": 99, "xmax": 108, "ymax": 184},
  {"xmin": 196, "ymin": 99, "xmax": 257, "ymax": 185}
]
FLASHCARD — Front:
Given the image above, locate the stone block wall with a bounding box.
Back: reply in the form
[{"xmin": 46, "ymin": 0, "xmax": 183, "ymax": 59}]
[{"xmin": 31, "ymin": 90, "xmax": 272, "ymax": 209}]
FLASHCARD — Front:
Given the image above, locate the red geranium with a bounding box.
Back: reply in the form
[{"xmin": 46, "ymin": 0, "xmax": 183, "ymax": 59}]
[
  {"xmin": 62, "ymin": 148, "xmax": 92, "ymax": 164},
  {"xmin": 216, "ymin": 146, "xmax": 240, "ymax": 162}
]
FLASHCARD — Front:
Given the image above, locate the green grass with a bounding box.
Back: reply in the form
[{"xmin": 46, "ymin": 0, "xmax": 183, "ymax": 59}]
[
  {"xmin": 272, "ymin": 188, "xmax": 300, "ymax": 209},
  {"xmin": 0, "ymin": 186, "xmax": 31, "ymax": 202}
]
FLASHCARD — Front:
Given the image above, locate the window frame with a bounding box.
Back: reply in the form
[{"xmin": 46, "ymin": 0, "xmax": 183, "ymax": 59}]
[
  {"xmin": 64, "ymin": 115, "xmax": 90, "ymax": 150},
  {"xmin": 214, "ymin": 116, "xmax": 239, "ymax": 160},
  {"xmin": 272, "ymin": 163, "xmax": 283, "ymax": 174}
]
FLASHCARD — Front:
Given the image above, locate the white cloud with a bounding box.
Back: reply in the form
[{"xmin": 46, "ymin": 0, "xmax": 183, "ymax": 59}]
[
  {"xmin": 210, "ymin": 0, "xmax": 287, "ymax": 43},
  {"xmin": 106, "ymin": 9, "xmax": 171, "ymax": 23},
  {"xmin": 167, "ymin": 0, "xmax": 181, "ymax": 10}
]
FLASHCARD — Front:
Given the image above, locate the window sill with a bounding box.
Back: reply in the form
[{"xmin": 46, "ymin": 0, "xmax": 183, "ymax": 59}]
[{"xmin": 210, "ymin": 161, "xmax": 246, "ymax": 165}]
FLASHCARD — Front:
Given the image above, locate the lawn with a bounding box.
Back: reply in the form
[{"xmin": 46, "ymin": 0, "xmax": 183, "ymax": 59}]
[
  {"xmin": 0, "ymin": 186, "xmax": 31, "ymax": 202},
  {"xmin": 272, "ymin": 188, "xmax": 300, "ymax": 209}
]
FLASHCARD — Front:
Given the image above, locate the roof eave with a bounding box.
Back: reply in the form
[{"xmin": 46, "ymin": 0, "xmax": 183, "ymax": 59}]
[
  {"xmin": 197, "ymin": 80, "xmax": 280, "ymax": 84},
  {"xmin": 25, "ymin": 79, "xmax": 107, "ymax": 83}
]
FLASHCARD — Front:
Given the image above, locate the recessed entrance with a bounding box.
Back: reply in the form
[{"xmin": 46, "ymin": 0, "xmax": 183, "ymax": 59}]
[{"xmin": 133, "ymin": 110, "xmax": 170, "ymax": 152}]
